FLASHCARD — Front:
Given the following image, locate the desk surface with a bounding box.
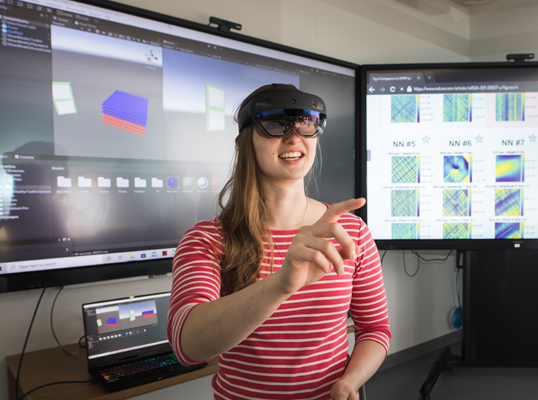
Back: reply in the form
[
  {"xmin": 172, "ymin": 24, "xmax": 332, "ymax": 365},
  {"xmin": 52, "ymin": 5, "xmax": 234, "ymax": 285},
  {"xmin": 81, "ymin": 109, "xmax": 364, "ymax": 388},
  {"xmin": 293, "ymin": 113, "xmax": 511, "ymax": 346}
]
[
  {"xmin": 6, "ymin": 343, "xmax": 218, "ymax": 400},
  {"xmin": 7, "ymin": 326, "xmax": 354, "ymax": 400}
]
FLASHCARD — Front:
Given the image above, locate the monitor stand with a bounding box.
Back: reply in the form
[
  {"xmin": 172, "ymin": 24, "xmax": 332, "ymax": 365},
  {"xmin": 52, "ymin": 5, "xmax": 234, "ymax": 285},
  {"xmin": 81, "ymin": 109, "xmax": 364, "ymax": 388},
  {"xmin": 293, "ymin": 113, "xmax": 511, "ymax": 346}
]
[{"xmin": 419, "ymin": 249, "xmax": 538, "ymax": 399}]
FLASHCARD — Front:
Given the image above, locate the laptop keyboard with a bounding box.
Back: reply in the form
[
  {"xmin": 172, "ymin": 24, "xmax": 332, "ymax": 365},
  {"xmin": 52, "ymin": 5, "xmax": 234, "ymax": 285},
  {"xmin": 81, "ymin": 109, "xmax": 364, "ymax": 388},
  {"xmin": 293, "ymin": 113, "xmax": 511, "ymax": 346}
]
[{"xmin": 99, "ymin": 353, "xmax": 180, "ymax": 382}]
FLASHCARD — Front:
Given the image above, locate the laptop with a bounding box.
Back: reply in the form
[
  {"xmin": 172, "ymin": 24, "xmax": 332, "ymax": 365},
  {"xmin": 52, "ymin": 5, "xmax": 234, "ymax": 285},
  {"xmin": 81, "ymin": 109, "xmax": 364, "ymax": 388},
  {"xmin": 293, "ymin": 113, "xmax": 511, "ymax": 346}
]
[{"xmin": 82, "ymin": 292, "xmax": 207, "ymax": 391}]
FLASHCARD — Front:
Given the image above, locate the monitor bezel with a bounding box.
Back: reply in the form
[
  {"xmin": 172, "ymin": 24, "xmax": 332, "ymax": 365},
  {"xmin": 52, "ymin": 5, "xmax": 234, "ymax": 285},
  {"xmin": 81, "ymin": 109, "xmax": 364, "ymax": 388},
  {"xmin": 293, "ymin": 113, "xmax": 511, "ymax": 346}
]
[
  {"xmin": 358, "ymin": 61, "xmax": 538, "ymax": 251},
  {"xmin": 0, "ymin": 0, "xmax": 360, "ymax": 292}
]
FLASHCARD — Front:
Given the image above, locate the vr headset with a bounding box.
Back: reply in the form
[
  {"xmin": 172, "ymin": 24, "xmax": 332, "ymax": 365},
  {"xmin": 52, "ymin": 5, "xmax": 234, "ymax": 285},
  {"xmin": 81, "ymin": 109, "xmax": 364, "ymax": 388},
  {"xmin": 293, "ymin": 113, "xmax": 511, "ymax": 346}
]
[{"xmin": 238, "ymin": 84, "xmax": 327, "ymax": 138}]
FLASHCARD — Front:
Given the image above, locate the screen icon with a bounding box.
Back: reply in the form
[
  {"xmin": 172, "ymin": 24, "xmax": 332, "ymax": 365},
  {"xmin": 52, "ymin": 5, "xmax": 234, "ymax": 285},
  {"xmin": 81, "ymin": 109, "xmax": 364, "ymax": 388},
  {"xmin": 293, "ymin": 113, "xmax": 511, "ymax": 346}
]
[
  {"xmin": 167, "ymin": 177, "xmax": 178, "ymax": 188},
  {"xmin": 78, "ymin": 176, "xmax": 92, "ymax": 188},
  {"xmin": 116, "ymin": 177, "xmax": 129, "ymax": 188},
  {"xmin": 98, "ymin": 177, "xmax": 111, "ymax": 188},
  {"xmin": 198, "ymin": 177, "xmax": 209, "ymax": 189},
  {"xmin": 183, "ymin": 177, "xmax": 193, "ymax": 189},
  {"xmin": 212, "ymin": 177, "xmax": 222, "ymax": 189},
  {"xmin": 151, "ymin": 177, "xmax": 163, "ymax": 188},
  {"xmin": 134, "ymin": 177, "xmax": 147, "ymax": 188},
  {"xmin": 57, "ymin": 176, "xmax": 72, "ymax": 188}
]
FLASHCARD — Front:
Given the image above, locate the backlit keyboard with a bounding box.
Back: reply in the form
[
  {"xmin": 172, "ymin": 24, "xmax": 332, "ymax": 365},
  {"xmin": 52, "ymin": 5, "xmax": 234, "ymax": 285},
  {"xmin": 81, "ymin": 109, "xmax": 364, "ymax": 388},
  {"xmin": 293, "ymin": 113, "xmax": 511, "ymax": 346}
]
[{"xmin": 99, "ymin": 353, "xmax": 180, "ymax": 382}]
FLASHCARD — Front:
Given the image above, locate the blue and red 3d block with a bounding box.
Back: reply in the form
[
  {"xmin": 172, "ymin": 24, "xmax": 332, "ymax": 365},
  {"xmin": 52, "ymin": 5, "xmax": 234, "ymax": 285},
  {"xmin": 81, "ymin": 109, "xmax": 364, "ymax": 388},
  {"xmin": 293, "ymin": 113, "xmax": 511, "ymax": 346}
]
[
  {"xmin": 106, "ymin": 317, "xmax": 118, "ymax": 326},
  {"xmin": 102, "ymin": 90, "xmax": 148, "ymax": 136},
  {"xmin": 142, "ymin": 310, "xmax": 155, "ymax": 318}
]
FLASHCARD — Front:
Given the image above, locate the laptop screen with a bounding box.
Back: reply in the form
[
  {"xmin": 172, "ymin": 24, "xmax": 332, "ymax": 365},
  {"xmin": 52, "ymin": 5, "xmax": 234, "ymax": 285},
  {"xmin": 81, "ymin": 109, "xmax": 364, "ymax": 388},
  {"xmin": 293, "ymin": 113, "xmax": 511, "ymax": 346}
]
[{"xmin": 82, "ymin": 292, "xmax": 171, "ymax": 361}]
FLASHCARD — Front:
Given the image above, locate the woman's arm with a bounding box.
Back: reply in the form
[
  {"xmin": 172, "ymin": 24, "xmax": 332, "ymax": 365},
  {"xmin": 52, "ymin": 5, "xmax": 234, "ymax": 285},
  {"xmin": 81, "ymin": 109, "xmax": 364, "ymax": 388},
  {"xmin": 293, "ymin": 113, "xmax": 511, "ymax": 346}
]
[
  {"xmin": 330, "ymin": 340, "xmax": 387, "ymax": 400},
  {"xmin": 170, "ymin": 198, "xmax": 366, "ymax": 363},
  {"xmin": 180, "ymin": 271, "xmax": 291, "ymax": 362},
  {"xmin": 330, "ymin": 216, "xmax": 391, "ymax": 399}
]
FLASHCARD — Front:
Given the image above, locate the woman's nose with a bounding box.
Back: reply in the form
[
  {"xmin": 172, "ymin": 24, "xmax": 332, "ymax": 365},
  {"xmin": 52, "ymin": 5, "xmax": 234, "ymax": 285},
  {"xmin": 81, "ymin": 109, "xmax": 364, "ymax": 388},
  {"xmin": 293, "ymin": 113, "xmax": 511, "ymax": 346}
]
[{"xmin": 283, "ymin": 128, "xmax": 302, "ymax": 143}]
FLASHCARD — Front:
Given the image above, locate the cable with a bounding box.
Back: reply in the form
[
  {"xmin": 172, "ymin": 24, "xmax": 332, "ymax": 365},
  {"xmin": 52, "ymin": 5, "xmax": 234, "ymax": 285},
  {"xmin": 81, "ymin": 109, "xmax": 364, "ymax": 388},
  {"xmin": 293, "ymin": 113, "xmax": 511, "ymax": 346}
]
[
  {"xmin": 401, "ymin": 249, "xmax": 462, "ymax": 327},
  {"xmin": 50, "ymin": 286, "xmax": 78, "ymax": 357},
  {"xmin": 380, "ymin": 249, "xmax": 388, "ymax": 264},
  {"xmin": 410, "ymin": 249, "xmax": 453, "ymax": 262},
  {"xmin": 16, "ymin": 285, "xmax": 95, "ymax": 400},
  {"xmin": 456, "ymin": 268, "xmax": 461, "ymax": 306},
  {"xmin": 15, "ymin": 285, "xmax": 47, "ymax": 400},
  {"xmin": 17, "ymin": 379, "xmax": 96, "ymax": 400},
  {"xmin": 403, "ymin": 250, "xmax": 420, "ymax": 277},
  {"xmin": 402, "ymin": 249, "xmax": 453, "ymax": 277},
  {"xmin": 451, "ymin": 268, "xmax": 462, "ymax": 329}
]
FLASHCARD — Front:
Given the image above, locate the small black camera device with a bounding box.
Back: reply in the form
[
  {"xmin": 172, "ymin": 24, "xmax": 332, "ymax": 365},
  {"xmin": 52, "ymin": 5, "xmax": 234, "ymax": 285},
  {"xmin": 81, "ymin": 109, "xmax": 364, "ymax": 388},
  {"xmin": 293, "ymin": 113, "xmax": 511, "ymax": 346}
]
[
  {"xmin": 506, "ymin": 53, "xmax": 535, "ymax": 62},
  {"xmin": 209, "ymin": 16, "xmax": 242, "ymax": 32}
]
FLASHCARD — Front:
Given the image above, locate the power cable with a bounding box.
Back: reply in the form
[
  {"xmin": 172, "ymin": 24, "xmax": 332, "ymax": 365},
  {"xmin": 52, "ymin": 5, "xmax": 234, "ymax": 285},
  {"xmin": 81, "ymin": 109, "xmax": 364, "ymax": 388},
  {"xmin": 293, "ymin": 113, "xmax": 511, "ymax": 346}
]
[
  {"xmin": 403, "ymin": 250, "xmax": 420, "ymax": 277},
  {"xmin": 50, "ymin": 286, "xmax": 78, "ymax": 357},
  {"xmin": 410, "ymin": 249, "xmax": 453, "ymax": 263},
  {"xmin": 17, "ymin": 379, "xmax": 96, "ymax": 400},
  {"xmin": 15, "ymin": 285, "xmax": 47, "ymax": 400},
  {"xmin": 16, "ymin": 285, "xmax": 97, "ymax": 400},
  {"xmin": 380, "ymin": 249, "xmax": 388, "ymax": 264}
]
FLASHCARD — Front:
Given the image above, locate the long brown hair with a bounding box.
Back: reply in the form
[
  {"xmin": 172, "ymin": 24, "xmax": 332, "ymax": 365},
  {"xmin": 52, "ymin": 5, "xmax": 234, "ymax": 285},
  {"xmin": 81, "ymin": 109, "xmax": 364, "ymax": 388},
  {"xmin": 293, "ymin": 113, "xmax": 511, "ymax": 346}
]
[{"xmin": 217, "ymin": 84, "xmax": 318, "ymax": 295}]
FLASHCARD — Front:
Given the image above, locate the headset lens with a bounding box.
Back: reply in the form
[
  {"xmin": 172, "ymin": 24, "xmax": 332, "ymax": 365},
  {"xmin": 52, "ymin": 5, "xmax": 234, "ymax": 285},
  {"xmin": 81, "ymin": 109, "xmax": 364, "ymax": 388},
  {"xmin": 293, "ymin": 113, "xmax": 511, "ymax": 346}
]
[{"xmin": 253, "ymin": 109, "xmax": 326, "ymax": 138}]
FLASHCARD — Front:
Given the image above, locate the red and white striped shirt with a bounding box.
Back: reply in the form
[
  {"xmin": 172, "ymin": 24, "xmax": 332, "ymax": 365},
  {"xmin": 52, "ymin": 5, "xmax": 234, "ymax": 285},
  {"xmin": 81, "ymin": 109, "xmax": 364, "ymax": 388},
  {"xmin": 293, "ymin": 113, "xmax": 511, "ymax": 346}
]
[{"xmin": 168, "ymin": 212, "xmax": 391, "ymax": 400}]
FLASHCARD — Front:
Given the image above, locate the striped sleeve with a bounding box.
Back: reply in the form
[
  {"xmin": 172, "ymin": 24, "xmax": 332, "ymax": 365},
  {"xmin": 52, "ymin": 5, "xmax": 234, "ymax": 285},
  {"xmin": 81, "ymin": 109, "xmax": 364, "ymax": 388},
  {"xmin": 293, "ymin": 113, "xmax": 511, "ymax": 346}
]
[
  {"xmin": 347, "ymin": 215, "xmax": 391, "ymax": 354},
  {"xmin": 167, "ymin": 219, "xmax": 223, "ymax": 365}
]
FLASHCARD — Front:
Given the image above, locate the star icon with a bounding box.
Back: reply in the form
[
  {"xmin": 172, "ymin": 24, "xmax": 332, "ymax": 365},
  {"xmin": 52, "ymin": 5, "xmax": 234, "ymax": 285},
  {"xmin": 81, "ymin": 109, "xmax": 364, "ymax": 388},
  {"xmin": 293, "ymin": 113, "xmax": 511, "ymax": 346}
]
[
  {"xmin": 422, "ymin": 136, "xmax": 430, "ymax": 144},
  {"xmin": 475, "ymin": 135, "xmax": 483, "ymax": 143},
  {"xmin": 530, "ymin": 134, "xmax": 537, "ymax": 142}
]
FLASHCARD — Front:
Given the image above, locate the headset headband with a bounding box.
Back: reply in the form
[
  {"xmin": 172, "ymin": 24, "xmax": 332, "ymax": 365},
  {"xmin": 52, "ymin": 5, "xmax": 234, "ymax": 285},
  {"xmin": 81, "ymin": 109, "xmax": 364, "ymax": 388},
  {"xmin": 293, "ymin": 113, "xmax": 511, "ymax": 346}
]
[{"xmin": 238, "ymin": 84, "xmax": 327, "ymax": 133}]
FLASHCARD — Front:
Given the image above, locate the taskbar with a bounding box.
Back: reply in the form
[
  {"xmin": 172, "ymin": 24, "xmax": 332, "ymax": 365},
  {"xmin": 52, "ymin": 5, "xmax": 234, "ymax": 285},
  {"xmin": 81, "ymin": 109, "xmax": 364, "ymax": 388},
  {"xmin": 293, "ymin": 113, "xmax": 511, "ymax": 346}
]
[{"xmin": 0, "ymin": 247, "xmax": 176, "ymax": 274}]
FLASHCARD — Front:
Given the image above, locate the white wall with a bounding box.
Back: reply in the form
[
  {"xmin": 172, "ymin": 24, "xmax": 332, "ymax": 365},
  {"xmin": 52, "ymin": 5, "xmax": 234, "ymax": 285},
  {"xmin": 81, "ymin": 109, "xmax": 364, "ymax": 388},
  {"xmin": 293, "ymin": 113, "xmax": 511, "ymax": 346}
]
[
  {"xmin": 470, "ymin": 3, "xmax": 538, "ymax": 61},
  {"xmin": 118, "ymin": 0, "xmax": 471, "ymax": 64},
  {"xmin": 2, "ymin": 1, "xmax": 508, "ymax": 399}
]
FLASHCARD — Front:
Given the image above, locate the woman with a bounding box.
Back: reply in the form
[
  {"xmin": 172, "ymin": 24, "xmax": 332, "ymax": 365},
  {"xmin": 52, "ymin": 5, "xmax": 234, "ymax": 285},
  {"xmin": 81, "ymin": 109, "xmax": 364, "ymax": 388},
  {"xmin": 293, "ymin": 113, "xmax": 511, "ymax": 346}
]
[{"xmin": 168, "ymin": 84, "xmax": 391, "ymax": 400}]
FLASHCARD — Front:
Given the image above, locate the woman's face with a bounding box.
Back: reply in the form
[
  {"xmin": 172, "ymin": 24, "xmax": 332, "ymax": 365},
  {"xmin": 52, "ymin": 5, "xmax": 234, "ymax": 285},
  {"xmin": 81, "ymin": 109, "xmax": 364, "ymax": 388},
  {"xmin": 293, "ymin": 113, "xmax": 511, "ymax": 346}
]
[{"xmin": 252, "ymin": 127, "xmax": 317, "ymax": 185}]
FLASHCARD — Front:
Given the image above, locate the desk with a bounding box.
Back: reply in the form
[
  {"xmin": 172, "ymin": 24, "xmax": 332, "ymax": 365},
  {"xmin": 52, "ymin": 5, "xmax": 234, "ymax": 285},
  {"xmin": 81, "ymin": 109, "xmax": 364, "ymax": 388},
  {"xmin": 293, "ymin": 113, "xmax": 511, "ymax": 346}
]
[
  {"xmin": 7, "ymin": 326, "xmax": 354, "ymax": 400},
  {"xmin": 6, "ymin": 343, "xmax": 218, "ymax": 400}
]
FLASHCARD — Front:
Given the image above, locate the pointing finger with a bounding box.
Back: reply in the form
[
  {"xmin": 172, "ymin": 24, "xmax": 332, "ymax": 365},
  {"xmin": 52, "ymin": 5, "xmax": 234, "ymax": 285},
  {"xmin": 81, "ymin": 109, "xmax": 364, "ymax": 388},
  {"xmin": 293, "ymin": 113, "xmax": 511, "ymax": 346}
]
[
  {"xmin": 306, "ymin": 222, "xmax": 358, "ymax": 261},
  {"xmin": 317, "ymin": 198, "xmax": 366, "ymax": 224}
]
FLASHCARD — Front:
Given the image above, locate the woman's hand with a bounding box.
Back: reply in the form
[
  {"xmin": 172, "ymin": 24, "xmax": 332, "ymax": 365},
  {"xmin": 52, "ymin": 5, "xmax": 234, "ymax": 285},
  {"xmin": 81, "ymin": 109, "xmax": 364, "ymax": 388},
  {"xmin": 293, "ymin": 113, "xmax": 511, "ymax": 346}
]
[
  {"xmin": 329, "ymin": 378, "xmax": 359, "ymax": 400},
  {"xmin": 274, "ymin": 198, "xmax": 366, "ymax": 295}
]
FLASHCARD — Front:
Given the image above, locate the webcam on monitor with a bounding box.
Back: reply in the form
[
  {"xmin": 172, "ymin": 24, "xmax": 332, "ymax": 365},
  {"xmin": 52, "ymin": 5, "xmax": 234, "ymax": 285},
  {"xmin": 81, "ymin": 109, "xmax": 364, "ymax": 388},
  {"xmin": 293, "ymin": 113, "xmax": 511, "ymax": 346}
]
[
  {"xmin": 506, "ymin": 53, "xmax": 535, "ymax": 62},
  {"xmin": 209, "ymin": 16, "xmax": 242, "ymax": 32}
]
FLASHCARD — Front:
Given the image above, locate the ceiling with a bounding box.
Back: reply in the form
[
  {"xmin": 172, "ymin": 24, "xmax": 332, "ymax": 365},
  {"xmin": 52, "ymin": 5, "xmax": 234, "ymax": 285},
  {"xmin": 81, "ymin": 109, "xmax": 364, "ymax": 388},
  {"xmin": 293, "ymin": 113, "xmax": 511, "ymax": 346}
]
[
  {"xmin": 447, "ymin": 0, "xmax": 538, "ymax": 13},
  {"xmin": 395, "ymin": 0, "xmax": 538, "ymax": 15}
]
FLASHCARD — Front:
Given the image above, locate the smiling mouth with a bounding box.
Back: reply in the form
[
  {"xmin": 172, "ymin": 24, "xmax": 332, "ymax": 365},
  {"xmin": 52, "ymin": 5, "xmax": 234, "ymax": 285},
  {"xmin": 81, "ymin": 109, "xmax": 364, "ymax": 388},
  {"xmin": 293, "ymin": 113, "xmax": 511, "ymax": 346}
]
[{"xmin": 279, "ymin": 151, "xmax": 304, "ymax": 161}]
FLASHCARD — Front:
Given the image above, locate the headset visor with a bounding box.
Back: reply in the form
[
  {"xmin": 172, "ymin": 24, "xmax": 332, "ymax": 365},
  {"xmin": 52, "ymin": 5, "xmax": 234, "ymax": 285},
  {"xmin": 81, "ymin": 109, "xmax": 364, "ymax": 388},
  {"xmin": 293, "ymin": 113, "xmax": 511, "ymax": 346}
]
[{"xmin": 252, "ymin": 109, "xmax": 326, "ymax": 138}]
